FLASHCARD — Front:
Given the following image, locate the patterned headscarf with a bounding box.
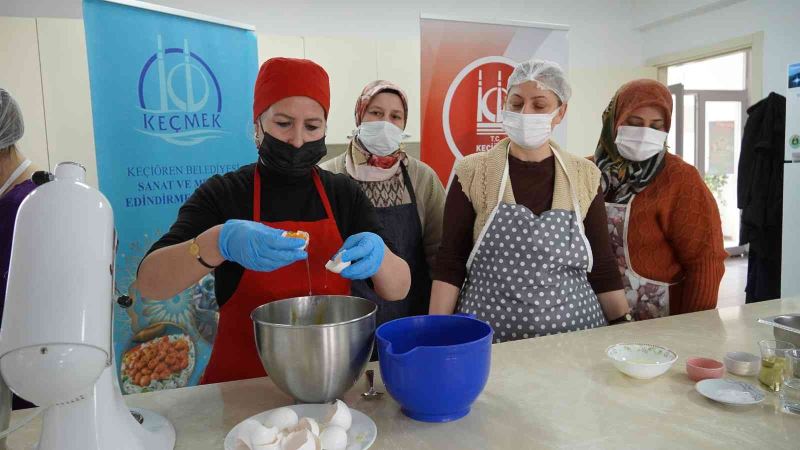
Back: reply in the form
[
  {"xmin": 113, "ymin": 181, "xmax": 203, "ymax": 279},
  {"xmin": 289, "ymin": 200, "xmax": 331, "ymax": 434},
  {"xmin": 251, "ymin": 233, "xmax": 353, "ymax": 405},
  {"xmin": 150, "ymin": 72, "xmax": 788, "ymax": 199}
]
[
  {"xmin": 594, "ymin": 79, "xmax": 673, "ymax": 204},
  {"xmin": 354, "ymin": 80, "xmax": 409, "ymax": 129},
  {"xmin": 351, "ymin": 80, "xmax": 410, "ymax": 170}
]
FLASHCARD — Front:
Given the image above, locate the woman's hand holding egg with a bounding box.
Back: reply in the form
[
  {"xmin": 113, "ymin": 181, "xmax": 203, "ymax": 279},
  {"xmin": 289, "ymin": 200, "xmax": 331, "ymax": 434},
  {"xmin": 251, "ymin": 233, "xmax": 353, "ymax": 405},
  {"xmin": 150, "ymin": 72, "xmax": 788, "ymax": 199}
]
[
  {"xmin": 218, "ymin": 220, "xmax": 308, "ymax": 272},
  {"xmin": 335, "ymin": 233, "xmax": 385, "ymax": 280}
]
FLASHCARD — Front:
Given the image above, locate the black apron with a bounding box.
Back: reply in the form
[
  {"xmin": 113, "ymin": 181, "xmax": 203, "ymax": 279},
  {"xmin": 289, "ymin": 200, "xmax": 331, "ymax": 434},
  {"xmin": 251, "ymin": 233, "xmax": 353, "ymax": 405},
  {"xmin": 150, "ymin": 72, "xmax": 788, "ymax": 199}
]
[{"xmin": 351, "ymin": 164, "xmax": 432, "ymax": 347}]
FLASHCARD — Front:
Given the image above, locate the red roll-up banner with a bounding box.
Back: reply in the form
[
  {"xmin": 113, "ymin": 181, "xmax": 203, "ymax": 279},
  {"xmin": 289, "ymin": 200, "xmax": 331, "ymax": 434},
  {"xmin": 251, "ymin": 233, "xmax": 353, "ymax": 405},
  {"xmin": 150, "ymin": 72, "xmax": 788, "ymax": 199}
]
[{"xmin": 420, "ymin": 16, "xmax": 569, "ymax": 187}]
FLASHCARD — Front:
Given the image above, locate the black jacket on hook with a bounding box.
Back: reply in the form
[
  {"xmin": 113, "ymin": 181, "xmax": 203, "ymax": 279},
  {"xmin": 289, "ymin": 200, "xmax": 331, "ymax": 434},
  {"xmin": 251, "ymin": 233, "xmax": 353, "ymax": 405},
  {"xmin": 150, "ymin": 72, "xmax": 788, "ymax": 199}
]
[{"xmin": 738, "ymin": 92, "xmax": 786, "ymax": 302}]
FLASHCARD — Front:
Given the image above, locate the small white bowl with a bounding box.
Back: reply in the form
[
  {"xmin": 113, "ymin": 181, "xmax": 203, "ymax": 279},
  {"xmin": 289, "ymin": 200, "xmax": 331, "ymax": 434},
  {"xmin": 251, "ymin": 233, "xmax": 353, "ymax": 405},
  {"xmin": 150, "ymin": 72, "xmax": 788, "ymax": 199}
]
[
  {"xmin": 723, "ymin": 351, "xmax": 761, "ymax": 377},
  {"xmin": 606, "ymin": 343, "xmax": 678, "ymax": 379}
]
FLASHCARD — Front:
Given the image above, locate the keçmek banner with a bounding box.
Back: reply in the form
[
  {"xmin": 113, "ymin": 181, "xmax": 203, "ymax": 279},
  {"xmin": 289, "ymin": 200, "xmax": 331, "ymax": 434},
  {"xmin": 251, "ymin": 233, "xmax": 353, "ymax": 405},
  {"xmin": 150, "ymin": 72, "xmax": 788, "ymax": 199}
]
[
  {"xmin": 420, "ymin": 16, "xmax": 569, "ymax": 186},
  {"xmin": 83, "ymin": 0, "xmax": 257, "ymax": 392}
]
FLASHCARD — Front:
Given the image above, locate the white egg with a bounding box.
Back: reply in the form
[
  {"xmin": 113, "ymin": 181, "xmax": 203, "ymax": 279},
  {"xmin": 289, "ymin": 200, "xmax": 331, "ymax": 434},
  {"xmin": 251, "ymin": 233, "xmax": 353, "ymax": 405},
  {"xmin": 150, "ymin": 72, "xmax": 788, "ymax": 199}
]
[
  {"xmin": 288, "ymin": 417, "xmax": 320, "ymax": 436},
  {"xmin": 262, "ymin": 407, "xmax": 299, "ymax": 431},
  {"xmin": 319, "ymin": 425, "xmax": 348, "ymax": 450},
  {"xmin": 234, "ymin": 438, "xmax": 252, "ymax": 450},
  {"xmin": 235, "ymin": 419, "xmax": 265, "ymax": 450},
  {"xmin": 324, "ymin": 400, "xmax": 352, "ymax": 431},
  {"xmin": 282, "ymin": 231, "xmax": 309, "ymax": 251},
  {"xmin": 251, "ymin": 425, "xmax": 280, "ymax": 446},
  {"xmin": 325, "ymin": 252, "xmax": 351, "ymax": 274},
  {"xmin": 253, "ymin": 440, "xmax": 283, "ymax": 450},
  {"xmin": 281, "ymin": 429, "xmax": 320, "ymax": 450}
]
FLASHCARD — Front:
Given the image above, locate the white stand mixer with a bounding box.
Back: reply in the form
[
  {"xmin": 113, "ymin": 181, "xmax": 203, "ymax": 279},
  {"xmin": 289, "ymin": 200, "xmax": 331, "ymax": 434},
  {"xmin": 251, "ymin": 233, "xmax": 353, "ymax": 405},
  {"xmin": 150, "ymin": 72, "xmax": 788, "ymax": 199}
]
[{"xmin": 0, "ymin": 162, "xmax": 175, "ymax": 450}]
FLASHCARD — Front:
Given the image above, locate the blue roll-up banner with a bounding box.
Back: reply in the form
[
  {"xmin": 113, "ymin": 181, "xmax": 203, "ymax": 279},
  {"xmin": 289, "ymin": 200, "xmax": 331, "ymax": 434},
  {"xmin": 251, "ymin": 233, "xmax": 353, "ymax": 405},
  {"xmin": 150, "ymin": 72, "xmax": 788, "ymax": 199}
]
[{"xmin": 83, "ymin": 0, "xmax": 257, "ymax": 392}]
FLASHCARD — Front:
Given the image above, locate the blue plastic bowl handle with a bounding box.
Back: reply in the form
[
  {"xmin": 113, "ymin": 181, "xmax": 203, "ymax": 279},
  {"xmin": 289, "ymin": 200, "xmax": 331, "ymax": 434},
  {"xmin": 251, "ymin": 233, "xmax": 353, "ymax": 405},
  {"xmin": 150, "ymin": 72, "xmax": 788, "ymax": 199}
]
[{"xmin": 454, "ymin": 312, "xmax": 476, "ymax": 319}]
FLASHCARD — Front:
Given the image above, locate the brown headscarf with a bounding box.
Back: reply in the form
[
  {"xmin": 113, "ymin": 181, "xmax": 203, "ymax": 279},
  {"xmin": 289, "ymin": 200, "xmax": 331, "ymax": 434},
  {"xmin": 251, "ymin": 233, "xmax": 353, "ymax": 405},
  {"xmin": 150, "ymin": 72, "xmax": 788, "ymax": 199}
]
[{"xmin": 594, "ymin": 79, "xmax": 673, "ymax": 204}]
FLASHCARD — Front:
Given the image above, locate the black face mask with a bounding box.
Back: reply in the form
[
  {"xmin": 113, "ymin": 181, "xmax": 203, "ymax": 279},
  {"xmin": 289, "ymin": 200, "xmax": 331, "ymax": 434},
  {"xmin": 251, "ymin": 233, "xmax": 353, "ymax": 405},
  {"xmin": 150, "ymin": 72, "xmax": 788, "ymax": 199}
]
[{"xmin": 257, "ymin": 130, "xmax": 327, "ymax": 177}]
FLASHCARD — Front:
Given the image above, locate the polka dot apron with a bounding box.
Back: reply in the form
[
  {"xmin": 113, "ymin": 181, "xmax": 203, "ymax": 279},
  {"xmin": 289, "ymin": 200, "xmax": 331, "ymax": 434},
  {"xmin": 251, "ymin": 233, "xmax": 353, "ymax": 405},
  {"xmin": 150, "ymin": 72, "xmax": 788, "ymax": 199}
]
[
  {"xmin": 605, "ymin": 196, "xmax": 673, "ymax": 321},
  {"xmin": 457, "ymin": 148, "xmax": 607, "ymax": 343}
]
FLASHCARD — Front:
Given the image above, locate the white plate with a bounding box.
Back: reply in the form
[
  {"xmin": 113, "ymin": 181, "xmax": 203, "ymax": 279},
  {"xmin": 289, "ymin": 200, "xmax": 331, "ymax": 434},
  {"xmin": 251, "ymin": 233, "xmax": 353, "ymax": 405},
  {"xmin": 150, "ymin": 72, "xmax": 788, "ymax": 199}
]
[
  {"xmin": 695, "ymin": 379, "xmax": 766, "ymax": 406},
  {"xmin": 224, "ymin": 403, "xmax": 377, "ymax": 450}
]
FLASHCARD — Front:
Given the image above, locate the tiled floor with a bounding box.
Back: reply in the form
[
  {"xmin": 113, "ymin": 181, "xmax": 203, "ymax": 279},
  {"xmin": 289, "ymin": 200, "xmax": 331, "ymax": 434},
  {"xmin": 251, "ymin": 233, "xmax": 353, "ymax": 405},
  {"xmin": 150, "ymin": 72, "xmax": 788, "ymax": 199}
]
[{"xmin": 718, "ymin": 256, "xmax": 748, "ymax": 309}]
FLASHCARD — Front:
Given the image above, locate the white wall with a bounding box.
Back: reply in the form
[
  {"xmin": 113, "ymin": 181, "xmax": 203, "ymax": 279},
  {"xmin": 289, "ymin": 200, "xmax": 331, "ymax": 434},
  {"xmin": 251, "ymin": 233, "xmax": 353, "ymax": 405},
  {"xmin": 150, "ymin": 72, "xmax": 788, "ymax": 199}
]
[
  {"xmin": 630, "ymin": 0, "xmax": 744, "ymax": 29},
  {"xmin": 638, "ymin": 0, "xmax": 800, "ymax": 100},
  {"xmin": 37, "ymin": 18, "xmax": 98, "ymax": 188},
  {"xmin": 0, "ymin": 18, "xmax": 49, "ymax": 172}
]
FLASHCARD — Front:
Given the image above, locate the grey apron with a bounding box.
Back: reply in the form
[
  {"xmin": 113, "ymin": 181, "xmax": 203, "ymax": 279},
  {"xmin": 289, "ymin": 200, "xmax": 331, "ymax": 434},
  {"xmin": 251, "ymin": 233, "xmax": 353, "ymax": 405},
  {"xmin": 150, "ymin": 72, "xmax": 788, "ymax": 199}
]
[
  {"xmin": 351, "ymin": 164, "xmax": 432, "ymax": 326},
  {"xmin": 457, "ymin": 148, "xmax": 607, "ymax": 343}
]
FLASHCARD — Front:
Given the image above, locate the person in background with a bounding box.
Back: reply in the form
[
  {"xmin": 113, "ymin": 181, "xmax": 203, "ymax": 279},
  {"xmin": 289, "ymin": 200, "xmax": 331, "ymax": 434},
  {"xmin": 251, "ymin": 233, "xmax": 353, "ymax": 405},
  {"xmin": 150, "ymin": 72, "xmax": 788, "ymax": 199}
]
[
  {"xmin": 137, "ymin": 58, "xmax": 410, "ymax": 384},
  {"xmin": 322, "ymin": 80, "xmax": 445, "ymax": 326},
  {"xmin": 593, "ymin": 79, "xmax": 726, "ymax": 320},
  {"xmin": 429, "ymin": 60, "xmax": 629, "ymax": 343},
  {"xmin": 0, "ymin": 88, "xmax": 38, "ymax": 410}
]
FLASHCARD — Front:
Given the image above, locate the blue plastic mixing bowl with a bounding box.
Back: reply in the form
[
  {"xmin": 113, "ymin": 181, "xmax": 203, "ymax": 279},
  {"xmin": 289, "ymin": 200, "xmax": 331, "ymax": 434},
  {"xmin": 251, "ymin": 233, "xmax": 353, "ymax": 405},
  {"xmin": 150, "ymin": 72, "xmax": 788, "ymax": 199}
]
[{"xmin": 376, "ymin": 314, "xmax": 493, "ymax": 422}]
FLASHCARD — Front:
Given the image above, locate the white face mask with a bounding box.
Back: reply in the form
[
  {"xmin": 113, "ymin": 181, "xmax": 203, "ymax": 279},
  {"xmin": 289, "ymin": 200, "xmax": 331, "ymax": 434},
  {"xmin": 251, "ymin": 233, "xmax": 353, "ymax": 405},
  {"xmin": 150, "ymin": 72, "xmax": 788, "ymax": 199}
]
[
  {"xmin": 356, "ymin": 121, "xmax": 409, "ymax": 156},
  {"xmin": 501, "ymin": 110, "xmax": 558, "ymax": 150},
  {"xmin": 614, "ymin": 126, "xmax": 668, "ymax": 161}
]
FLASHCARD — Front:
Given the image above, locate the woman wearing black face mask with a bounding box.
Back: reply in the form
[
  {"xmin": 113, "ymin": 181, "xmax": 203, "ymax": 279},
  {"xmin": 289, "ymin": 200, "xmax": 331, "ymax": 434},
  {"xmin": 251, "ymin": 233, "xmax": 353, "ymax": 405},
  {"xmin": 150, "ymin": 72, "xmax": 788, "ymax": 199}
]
[{"xmin": 137, "ymin": 57, "xmax": 411, "ymax": 384}]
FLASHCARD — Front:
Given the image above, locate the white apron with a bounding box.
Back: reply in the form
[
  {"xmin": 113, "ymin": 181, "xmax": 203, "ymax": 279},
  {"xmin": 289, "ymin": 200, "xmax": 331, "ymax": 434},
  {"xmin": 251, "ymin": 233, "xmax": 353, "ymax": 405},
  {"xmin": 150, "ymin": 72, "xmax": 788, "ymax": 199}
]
[{"xmin": 605, "ymin": 195, "xmax": 674, "ymax": 320}]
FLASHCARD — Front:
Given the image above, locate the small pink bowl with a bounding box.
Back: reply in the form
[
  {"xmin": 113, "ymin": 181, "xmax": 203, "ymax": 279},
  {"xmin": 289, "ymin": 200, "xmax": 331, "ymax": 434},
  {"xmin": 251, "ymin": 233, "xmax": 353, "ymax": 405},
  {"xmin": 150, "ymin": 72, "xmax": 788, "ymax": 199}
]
[{"xmin": 686, "ymin": 357, "xmax": 725, "ymax": 382}]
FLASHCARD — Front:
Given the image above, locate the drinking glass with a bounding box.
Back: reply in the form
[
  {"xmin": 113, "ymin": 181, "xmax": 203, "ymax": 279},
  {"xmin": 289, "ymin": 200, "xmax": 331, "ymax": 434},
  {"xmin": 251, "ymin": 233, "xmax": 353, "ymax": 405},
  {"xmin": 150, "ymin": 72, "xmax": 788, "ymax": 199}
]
[
  {"xmin": 758, "ymin": 340, "xmax": 796, "ymax": 392},
  {"xmin": 780, "ymin": 349, "xmax": 800, "ymax": 414}
]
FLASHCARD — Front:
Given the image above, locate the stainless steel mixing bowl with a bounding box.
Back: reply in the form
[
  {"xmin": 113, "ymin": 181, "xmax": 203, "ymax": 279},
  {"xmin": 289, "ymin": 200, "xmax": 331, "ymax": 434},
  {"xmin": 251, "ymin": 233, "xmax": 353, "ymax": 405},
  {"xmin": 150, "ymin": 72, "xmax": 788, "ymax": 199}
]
[
  {"xmin": 251, "ymin": 296, "xmax": 376, "ymax": 403},
  {"xmin": 773, "ymin": 315, "xmax": 800, "ymax": 348}
]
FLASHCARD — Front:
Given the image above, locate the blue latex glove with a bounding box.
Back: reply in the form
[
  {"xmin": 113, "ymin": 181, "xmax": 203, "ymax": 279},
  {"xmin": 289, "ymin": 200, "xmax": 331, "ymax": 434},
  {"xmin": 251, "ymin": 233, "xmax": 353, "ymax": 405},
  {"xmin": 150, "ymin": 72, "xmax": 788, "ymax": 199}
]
[
  {"xmin": 218, "ymin": 219, "xmax": 307, "ymax": 272},
  {"xmin": 337, "ymin": 232, "xmax": 386, "ymax": 280}
]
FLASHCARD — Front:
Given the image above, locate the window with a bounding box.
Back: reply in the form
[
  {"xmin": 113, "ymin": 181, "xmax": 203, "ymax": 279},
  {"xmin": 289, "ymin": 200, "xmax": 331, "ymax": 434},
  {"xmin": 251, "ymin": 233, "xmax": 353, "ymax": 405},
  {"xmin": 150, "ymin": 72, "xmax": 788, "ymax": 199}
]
[{"xmin": 665, "ymin": 50, "xmax": 749, "ymax": 253}]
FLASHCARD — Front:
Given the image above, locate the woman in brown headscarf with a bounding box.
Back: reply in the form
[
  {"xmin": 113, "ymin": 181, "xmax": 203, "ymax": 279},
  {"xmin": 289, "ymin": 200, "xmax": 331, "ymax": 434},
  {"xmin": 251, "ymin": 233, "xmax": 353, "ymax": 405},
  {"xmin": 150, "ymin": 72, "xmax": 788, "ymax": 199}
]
[
  {"xmin": 322, "ymin": 80, "xmax": 445, "ymax": 327},
  {"xmin": 594, "ymin": 79, "xmax": 726, "ymax": 320}
]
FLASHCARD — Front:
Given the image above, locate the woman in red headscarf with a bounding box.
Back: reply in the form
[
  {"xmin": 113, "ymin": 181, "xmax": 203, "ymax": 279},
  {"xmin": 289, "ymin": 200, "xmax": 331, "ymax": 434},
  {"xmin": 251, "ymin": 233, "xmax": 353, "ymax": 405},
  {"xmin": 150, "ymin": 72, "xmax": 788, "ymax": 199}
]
[
  {"xmin": 322, "ymin": 80, "xmax": 445, "ymax": 328},
  {"xmin": 593, "ymin": 79, "xmax": 726, "ymax": 320},
  {"xmin": 137, "ymin": 58, "xmax": 411, "ymax": 384}
]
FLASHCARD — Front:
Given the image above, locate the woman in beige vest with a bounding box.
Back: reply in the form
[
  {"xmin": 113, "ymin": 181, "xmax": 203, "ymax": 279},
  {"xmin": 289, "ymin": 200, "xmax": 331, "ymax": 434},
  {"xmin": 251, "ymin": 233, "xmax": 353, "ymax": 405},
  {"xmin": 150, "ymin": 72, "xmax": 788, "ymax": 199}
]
[{"xmin": 429, "ymin": 59, "xmax": 629, "ymax": 343}]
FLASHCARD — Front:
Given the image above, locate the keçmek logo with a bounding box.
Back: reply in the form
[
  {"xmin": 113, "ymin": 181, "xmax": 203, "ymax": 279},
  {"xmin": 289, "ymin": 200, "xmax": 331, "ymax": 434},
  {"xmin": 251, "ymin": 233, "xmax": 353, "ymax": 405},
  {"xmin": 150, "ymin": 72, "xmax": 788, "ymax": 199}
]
[
  {"xmin": 137, "ymin": 35, "xmax": 225, "ymax": 146},
  {"xmin": 442, "ymin": 56, "xmax": 516, "ymax": 159}
]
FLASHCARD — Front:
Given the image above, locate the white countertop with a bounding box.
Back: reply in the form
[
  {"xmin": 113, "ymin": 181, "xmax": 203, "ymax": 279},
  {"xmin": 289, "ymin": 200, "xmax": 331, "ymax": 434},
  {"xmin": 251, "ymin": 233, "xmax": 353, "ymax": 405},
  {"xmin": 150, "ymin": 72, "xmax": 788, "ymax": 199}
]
[{"xmin": 7, "ymin": 298, "xmax": 800, "ymax": 449}]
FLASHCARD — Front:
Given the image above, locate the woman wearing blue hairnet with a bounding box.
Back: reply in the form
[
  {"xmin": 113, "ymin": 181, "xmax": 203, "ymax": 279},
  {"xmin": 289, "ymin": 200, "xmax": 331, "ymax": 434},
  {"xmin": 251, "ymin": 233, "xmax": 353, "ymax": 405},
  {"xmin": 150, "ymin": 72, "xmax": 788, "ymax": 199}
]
[
  {"xmin": 429, "ymin": 60, "xmax": 630, "ymax": 343},
  {"xmin": 0, "ymin": 88, "xmax": 38, "ymax": 410}
]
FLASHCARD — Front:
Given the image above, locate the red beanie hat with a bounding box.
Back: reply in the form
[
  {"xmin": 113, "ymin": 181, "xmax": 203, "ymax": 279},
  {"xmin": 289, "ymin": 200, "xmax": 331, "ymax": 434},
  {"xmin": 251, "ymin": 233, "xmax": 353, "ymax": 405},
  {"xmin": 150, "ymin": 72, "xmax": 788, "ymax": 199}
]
[{"xmin": 253, "ymin": 57, "xmax": 330, "ymax": 122}]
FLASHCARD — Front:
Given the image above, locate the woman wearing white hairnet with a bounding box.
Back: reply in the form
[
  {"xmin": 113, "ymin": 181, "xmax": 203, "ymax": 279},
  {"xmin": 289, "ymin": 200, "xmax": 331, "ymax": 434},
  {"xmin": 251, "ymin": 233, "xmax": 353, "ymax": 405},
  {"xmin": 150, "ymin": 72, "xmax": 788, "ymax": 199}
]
[
  {"xmin": 429, "ymin": 60, "xmax": 630, "ymax": 343},
  {"xmin": 0, "ymin": 88, "xmax": 38, "ymax": 409}
]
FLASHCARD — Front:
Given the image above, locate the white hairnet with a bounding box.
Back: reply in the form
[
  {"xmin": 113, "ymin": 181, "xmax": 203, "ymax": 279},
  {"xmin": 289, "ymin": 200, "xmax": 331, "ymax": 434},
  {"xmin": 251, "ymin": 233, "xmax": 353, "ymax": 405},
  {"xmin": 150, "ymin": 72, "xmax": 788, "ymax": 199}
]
[
  {"xmin": 0, "ymin": 88, "xmax": 24, "ymax": 150},
  {"xmin": 507, "ymin": 59, "xmax": 571, "ymax": 104}
]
